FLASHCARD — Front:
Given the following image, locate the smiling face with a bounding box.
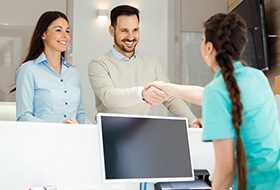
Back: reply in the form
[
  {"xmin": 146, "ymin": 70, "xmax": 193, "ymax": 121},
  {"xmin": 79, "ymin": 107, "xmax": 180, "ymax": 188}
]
[
  {"xmin": 42, "ymin": 17, "xmax": 70, "ymax": 54},
  {"xmin": 109, "ymin": 14, "xmax": 140, "ymax": 58}
]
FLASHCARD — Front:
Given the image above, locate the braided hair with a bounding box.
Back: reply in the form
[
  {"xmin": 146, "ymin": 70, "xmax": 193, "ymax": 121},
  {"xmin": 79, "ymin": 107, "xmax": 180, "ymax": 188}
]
[{"xmin": 204, "ymin": 12, "xmax": 248, "ymax": 189}]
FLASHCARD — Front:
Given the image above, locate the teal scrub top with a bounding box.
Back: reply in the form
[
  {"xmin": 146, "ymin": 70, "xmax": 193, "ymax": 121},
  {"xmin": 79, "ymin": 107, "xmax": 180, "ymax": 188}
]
[{"xmin": 202, "ymin": 61, "xmax": 280, "ymax": 190}]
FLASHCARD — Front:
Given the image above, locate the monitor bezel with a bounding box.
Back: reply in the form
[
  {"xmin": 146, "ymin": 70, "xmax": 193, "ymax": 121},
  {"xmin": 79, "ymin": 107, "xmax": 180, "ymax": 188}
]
[{"xmin": 96, "ymin": 112, "xmax": 195, "ymax": 184}]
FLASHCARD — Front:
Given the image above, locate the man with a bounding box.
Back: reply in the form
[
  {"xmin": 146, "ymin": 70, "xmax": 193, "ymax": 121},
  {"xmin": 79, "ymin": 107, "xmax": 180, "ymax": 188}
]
[{"xmin": 88, "ymin": 5, "xmax": 201, "ymax": 127}]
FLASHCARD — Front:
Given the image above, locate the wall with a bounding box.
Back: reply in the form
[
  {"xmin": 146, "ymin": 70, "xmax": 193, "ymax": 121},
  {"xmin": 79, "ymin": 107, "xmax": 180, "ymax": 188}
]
[
  {"xmin": 0, "ymin": 0, "xmax": 67, "ymax": 102},
  {"xmin": 168, "ymin": 0, "xmax": 227, "ymax": 118},
  {"xmin": 228, "ymin": 0, "xmax": 243, "ymax": 12},
  {"xmin": 72, "ymin": 0, "xmax": 168, "ymax": 122}
]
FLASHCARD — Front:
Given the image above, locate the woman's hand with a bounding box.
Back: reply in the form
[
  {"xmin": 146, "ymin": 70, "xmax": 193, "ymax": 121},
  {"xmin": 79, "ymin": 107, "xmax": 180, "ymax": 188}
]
[
  {"xmin": 145, "ymin": 81, "xmax": 167, "ymax": 93},
  {"xmin": 62, "ymin": 117, "xmax": 78, "ymax": 124}
]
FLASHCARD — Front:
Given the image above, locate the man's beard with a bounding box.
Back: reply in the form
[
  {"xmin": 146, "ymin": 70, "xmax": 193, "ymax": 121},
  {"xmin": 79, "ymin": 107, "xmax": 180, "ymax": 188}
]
[{"xmin": 114, "ymin": 38, "xmax": 138, "ymax": 53}]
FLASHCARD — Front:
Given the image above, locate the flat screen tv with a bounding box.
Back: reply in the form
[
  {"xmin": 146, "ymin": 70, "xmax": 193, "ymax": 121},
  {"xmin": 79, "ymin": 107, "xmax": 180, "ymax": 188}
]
[
  {"xmin": 231, "ymin": 0, "xmax": 269, "ymax": 70},
  {"xmin": 96, "ymin": 113, "xmax": 194, "ymax": 184}
]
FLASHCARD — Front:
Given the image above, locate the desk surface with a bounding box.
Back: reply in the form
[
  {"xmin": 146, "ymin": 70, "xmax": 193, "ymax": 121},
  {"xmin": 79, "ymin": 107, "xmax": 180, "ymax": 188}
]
[{"xmin": 0, "ymin": 121, "xmax": 214, "ymax": 190}]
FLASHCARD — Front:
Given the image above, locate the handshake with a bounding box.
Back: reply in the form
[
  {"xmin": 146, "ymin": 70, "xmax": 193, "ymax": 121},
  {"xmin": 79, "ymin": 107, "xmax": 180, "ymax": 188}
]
[
  {"xmin": 142, "ymin": 81, "xmax": 203, "ymax": 106},
  {"xmin": 142, "ymin": 81, "xmax": 204, "ymax": 128},
  {"xmin": 142, "ymin": 81, "xmax": 170, "ymax": 105}
]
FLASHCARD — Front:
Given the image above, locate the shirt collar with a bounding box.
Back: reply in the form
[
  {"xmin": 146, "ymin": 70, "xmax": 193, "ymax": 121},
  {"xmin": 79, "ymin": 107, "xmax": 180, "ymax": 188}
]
[
  {"xmin": 214, "ymin": 60, "xmax": 244, "ymax": 79},
  {"xmin": 111, "ymin": 46, "xmax": 137, "ymax": 61},
  {"xmin": 34, "ymin": 52, "xmax": 70, "ymax": 68},
  {"xmin": 61, "ymin": 56, "xmax": 70, "ymax": 68}
]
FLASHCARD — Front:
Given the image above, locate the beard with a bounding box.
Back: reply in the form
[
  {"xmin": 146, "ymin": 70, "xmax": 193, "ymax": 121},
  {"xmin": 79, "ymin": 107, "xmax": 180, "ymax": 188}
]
[{"xmin": 114, "ymin": 37, "xmax": 138, "ymax": 53}]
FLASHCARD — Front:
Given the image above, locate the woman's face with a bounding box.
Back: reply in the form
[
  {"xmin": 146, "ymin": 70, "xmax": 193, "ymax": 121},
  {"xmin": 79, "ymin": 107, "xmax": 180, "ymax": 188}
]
[
  {"xmin": 42, "ymin": 17, "xmax": 70, "ymax": 53},
  {"xmin": 200, "ymin": 33, "xmax": 206, "ymax": 60},
  {"xmin": 200, "ymin": 32, "xmax": 219, "ymax": 71},
  {"xmin": 200, "ymin": 32, "xmax": 210, "ymax": 67}
]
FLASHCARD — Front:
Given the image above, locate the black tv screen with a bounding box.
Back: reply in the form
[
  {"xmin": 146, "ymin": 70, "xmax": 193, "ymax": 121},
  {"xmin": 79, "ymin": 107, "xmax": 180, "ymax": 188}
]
[
  {"xmin": 96, "ymin": 113, "xmax": 194, "ymax": 183},
  {"xmin": 231, "ymin": 0, "xmax": 269, "ymax": 70}
]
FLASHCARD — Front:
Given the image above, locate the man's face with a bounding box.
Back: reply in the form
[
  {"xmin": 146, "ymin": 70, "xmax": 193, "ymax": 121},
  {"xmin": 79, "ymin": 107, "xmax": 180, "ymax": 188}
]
[{"xmin": 109, "ymin": 15, "xmax": 140, "ymax": 58}]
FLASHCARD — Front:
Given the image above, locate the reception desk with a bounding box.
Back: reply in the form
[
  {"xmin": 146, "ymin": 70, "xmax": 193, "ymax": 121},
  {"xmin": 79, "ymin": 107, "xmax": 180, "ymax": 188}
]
[{"xmin": 0, "ymin": 121, "xmax": 214, "ymax": 190}]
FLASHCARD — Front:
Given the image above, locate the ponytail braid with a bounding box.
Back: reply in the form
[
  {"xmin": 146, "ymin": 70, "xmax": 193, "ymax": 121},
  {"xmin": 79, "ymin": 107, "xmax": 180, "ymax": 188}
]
[
  {"xmin": 204, "ymin": 12, "xmax": 248, "ymax": 190},
  {"xmin": 216, "ymin": 13, "xmax": 247, "ymax": 190}
]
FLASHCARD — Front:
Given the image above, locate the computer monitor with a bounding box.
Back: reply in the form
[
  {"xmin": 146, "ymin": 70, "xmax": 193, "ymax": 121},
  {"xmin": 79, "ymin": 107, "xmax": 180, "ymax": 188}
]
[{"xmin": 96, "ymin": 113, "xmax": 195, "ymax": 184}]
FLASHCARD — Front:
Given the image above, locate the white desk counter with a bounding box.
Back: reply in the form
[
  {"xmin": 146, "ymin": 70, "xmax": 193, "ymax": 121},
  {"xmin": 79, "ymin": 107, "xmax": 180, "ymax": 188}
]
[{"xmin": 0, "ymin": 121, "xmax": 214, "ymax": 190}]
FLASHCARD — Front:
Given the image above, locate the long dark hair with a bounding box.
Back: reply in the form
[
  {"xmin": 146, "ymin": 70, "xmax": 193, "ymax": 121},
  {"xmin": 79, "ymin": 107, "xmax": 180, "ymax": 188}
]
[
  {"xmin": 204, "ymin": 12, "xmax": 248, "ymax": 189},
  {"xmin": 110, "ymin": 5, "xmax": 139, "ymax": 28},
  {"xmin": 10, "ymin": 11, "xmax": 69, "ymax": 92}
]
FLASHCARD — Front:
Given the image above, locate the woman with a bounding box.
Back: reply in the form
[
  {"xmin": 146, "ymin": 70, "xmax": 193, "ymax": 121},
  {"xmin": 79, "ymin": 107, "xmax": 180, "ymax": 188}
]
[
  {"xmin": 13, "ymin": 11, "xmax": 92, "ymax": 124},
  {"xmin": 147, "ymin": 12, "xmax": 280, "ymax": 189}
]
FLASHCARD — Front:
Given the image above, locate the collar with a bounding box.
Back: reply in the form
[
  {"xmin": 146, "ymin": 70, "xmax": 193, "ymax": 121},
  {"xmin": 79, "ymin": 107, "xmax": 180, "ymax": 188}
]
[
  {"xmin": 111, "ymin": 46, "xmax": 137, "ymax": 61},
  {"xmin": 34, "ymin": 52, "xmax": 70, "ymax": 68},
  {"xmin": 214, "ymin": 60, "xmax": 244, "ymax": 79}
]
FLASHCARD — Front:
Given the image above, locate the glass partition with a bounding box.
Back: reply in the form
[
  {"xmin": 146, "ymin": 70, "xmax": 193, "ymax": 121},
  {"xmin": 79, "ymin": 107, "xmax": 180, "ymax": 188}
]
[
  {"xmin": 181, "ymin": 32, "xmax": 214, "ymax": 117},
  {"xmin": 0, "ymin": 24, "xmax": 34, "ymax": 101}
]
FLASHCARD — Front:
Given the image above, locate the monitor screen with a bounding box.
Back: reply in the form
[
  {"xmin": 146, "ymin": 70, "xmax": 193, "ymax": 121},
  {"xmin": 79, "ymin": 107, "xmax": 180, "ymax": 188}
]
[{"xmin": 96, "ymin": 113, "xmax": 195, "ymax": 183}]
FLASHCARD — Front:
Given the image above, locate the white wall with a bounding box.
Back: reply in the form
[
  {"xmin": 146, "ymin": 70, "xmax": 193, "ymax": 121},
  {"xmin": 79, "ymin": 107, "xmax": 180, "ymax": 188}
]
[
  {"xmin": 72, "ymin": 0, "xmax": 168, "ymax": 122},
  {"xmin": 0, "ymin": 0, "xmax": 67, "ymax": 102}
]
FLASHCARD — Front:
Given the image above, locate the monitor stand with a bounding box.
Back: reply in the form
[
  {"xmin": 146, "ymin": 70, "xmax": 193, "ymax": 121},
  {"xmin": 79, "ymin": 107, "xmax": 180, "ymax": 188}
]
[{"xmin": 139, "ymin": 182, "xmax": 147, "ymax": 190}]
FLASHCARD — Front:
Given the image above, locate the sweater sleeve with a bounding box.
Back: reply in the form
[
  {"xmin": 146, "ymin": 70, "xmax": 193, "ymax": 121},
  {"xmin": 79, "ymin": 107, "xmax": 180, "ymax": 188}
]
[
  {"xmin": 163, "ymin": 97, "xmax": 197, "ymax": 123},
  {"xmin": 88, "ymin": 57, "xmax": 141, "ymax": 110},
  {"xmin": 153, "ymin": 58, "xmax": 197, "ymax": 123}
]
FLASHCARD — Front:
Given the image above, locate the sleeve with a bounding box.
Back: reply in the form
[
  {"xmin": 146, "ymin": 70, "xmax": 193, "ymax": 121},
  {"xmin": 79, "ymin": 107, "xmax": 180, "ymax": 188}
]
[
  {"xmin": 75, "ymin": 73, "xmax": 93, "ymax": 124},
  {"xmin": 153, "ymin": 58, "xmax": 197, "ymax": 123},
  {"xmin": 202, "ymin": 85, "xmax": 236, "ymax": 141},
  {"xmin": 88, "ymin": 58, "xmax": 141, "ymax": 110},
  {"xmin": 164, "ymin": 97, "xmax": 197, "ymax": 123},
  {"xmin": 16, "ymin": 65, "xmax": 44, "ymax": 122}
]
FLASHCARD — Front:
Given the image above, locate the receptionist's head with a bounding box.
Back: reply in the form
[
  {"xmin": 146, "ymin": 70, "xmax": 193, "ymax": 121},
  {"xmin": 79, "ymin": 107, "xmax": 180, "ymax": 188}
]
[{"xmin": 200, "ymin": 12, "xmax": 248, "ymax": 72}]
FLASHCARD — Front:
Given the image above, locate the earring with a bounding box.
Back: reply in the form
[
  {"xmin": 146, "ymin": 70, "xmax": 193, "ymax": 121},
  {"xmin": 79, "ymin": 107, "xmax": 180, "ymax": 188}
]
[{"xmin": 206, "ymin": 55, "xmax": 209, "ymax": 59}]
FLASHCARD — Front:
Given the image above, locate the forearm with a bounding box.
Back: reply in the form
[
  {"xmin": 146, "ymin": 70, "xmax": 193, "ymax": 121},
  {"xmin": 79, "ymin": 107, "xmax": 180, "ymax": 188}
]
[
  {"xmin": 76, "ymin": 103, "xmax": 93, "ymax": 124},
  {"xmin": 76, "ymin": 114, "xmax": 93, "ymax": 124},
  {"xmin": 211, "ymin": 165, "xmax": 235, "ymax": 190},
  {"xmin": 96, "ymin": 87, "xmax": 142, "ymax": 109},
  {"xmin": 17, "ymin": 112, "xmax": 45, "ymax": 122},
  {"xmin": 164, "ymin": 83, "xmax": 204, "ymax": 105},
  {"xmin": 163, "ymin": 96, "xmax": 197, "ymax": 124},
  {"xmin": 211, "ymin": 139, "xmax": 236, "ymax": 190}
]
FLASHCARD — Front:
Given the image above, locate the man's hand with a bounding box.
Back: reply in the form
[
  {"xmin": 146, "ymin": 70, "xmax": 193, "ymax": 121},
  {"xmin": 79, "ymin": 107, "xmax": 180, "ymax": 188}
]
[
  {"xmin": 145, "ymin": 81, "xmax": 166, "ymax": 92},
  {"xmin": 190, "ymin": 118, "xmax": 202, "ymax": 128},
  {"xmin": 142, "ymin": 86, "xmax": 169, "ymax": 105}
]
